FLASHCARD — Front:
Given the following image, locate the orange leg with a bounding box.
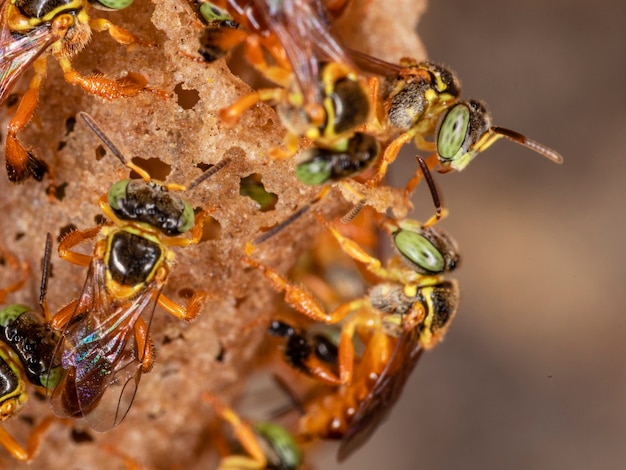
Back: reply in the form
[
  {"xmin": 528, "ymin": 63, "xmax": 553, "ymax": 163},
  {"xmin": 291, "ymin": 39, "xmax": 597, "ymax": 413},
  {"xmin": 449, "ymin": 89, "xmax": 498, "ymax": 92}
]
[
  {"xmin": 0, "ymin": 248, "xmax": 28, "ymax": 304},
  {"xmin": 89, "ymin": 18, "xmax": 152, "ymax": 47},
  {"xmin": 243, "ymin": 255, "xmax": 365, "ymax": 325},
  {"xmin": 57, "ymin": 226, "xmax": 102, "ymax": 266},
  {"xmin": 0, "ymin": 416, "xmax": 56, "ymax": 462},
  {"xmin": 134, "ymin": 316, "xmax": 154, "ymax": 373},
  {"xmin": 5, "ymin": 57, "xmax": 49, "ymax": 183},
  {"xmin": 219, "ymin": 88, "xmax": 285, "ymax": 126},
  {"xmin": 367, "ymin": 131, "xmax": 413, "ymax": 186},
  {"xmin": 157, "ymin": 290, "xmax": 209, "ymax": 322},
  {"xmin": 314, "ymin": 213, "xmax": 415, "ymax": 284},
  {"xmin": 244, "ymin": 36, "xmax": 292, "ymax": 86},
  {"xmin": 202, "ymin": 393, "xmax": 267, "ymax": 468},
  {"xmin": 50, "ymin": 299, "xmax": 78, "ymax": 331}
]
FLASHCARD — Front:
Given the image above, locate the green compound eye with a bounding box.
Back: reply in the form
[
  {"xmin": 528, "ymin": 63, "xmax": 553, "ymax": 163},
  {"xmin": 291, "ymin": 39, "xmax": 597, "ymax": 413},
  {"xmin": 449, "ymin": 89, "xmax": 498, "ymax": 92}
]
[
  {"xmin": 394, "ymin": 230, "xmax": 445, "ymax": 274},
  {"xmin": 178, "ymin": 200, "xmax": 195, "ymax": 233},
  {"xmin": 295, "ymin": 159, "xmax": 332, "ymax": 185},
  {"xmin": 254, "ymin": 422, "xmax": 302, "ymax": 469},
  {"xmin": 93, "ymin": 0, "xmax": 134, "ymax": 9},
  {"xmin": 199, "ymin": 2, "xmax": 232, "ymax": 23},
  {"xmin": 0, "ymin": 304, "xmax": 30, "ymax": 326},
  {"xmin": 437, "ymin": 103, "xmax": 470, "ymax": 162},
  {"xmin": 108, "ymin": 179, "xmax": 130, "ymax": 210}
]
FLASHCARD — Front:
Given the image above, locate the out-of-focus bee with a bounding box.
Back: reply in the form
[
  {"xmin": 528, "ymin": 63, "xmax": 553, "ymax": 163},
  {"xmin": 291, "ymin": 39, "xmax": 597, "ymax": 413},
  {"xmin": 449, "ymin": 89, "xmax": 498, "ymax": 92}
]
[
  {"xmin": 203, "ymin": 393, "xmax": 304, "ymax": 470},
  {"xmin": 47, "ymin": 112, "xmax": 229, "ymax": 431},
  {"xmin": 0, "ymin": 235, "xmax": 63, "ymax": 462},
  {"xmin": 245, "ymin": 163, "xmax": 460, "ymax": 459},
  {"xmin": 194, "ymin": 1, "xmax": 377, "ymax": 182},
  {"xmin": 0, "ymin": 0, "xmax": 162, "ymax": 182},
  {"xmin": 349, "ymin": 51, "xmax": 563, "ymax": 184}
]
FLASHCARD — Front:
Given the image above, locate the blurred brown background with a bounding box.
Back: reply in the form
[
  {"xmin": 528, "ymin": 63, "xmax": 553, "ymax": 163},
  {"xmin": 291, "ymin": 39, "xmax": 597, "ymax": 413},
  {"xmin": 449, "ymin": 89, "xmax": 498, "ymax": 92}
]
[{"xmin": 317, "ymin": 0, "xmax": 626, "ymax": 468}]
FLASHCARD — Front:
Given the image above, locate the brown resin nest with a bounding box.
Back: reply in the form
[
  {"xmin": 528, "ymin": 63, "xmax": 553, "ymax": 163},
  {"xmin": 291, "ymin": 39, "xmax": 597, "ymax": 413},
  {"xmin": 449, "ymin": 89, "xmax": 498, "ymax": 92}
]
[{"xmin": 0, "ymin": 0, "xmax": 426, "ymax": 468}]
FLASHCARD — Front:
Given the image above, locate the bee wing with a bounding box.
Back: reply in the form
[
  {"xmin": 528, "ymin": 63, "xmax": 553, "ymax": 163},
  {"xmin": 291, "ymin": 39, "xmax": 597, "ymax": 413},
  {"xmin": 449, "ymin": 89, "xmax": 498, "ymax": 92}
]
[
  {"xmin": 49, "ymin": 259, "xmax": 159, "ymax": 431},
  {"xmin": 0, "ymin": 4, "xmax": 57, "ymax": 104},
  {"xmin": 337, "ymin": 327, "xmax": 424, "ymax": 462},
  {"xmin": 346, "ymin": 47, "xmax": 405, "ymax": 77},
  {"xmin": 254, "ymin": 0, "xmax": 354, "ymax": 106}
]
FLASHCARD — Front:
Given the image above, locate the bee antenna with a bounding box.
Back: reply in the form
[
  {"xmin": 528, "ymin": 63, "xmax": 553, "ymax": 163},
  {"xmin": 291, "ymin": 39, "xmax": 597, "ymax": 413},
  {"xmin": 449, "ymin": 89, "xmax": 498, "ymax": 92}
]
[
  {"xmin": 416, "ymin": 156, "xmax": 443, "ymax": 220},
  {"xmin": 187, "ymin": 157, "xmax": 232, "ymax": 190},
  {"xmin": 492, "ymin": 127, "xmax": 563, "ymax": 164},
  {"xmin": 79, "ymin": 112, "xmax": 130, "ymax": 167},
  {"xmin": 39, "ymin": 233, "xmax": 52, "ymax": 311},
  {"xmin": 340, "ymin": 199, "xmax": 366, "ymax": 224},
  {"xmin": 253, "ymin": 205, "xmax": 311, "ymax": 245}
]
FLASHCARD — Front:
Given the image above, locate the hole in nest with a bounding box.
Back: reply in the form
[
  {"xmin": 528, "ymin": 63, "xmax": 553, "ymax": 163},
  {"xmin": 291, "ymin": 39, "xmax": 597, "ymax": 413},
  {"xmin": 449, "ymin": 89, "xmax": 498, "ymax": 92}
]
[
  {"xmin": 71, "ymin": 428, "xmax": 94, "ymax": 444},
  {"xmin": 195, "ymin": 162, "xmax": 211, "ymax": 172},
  {"xmin": 95, "ymin": 144, "xmax": 106, "ymax": 161},
  {"xmin": 130, "ymin": 157, "xmax": 171, "ymax": 180},
  {"xmin": 200, "ymin": 215, "xmax": 222, "ymax": 241},
  {"xmin": 6, "ymin": 93, "xmax": 19, "ymax": 108},
  {"xmin": 174, "ymin": 83, "xmax": 200, "ymax": 110},
  {"xmin": 65, "ymin": 115, "xmax": 76, "ymax": 135},
  {"xmin": 14, "ymin": 232, "xmax": 25, "ymax": 241},
  {"xmin": 57, "ymin": 140, "xmax": 67, "ymax": 151},
  {"xmin": 94, "ymin": 214, "xmax": 107, "ymax": 225},
  {"xmin": 58, "ymin": 223, "xmax": 78, "ymax": 242},
  {"xmin": 47, "ymin": 182, "xmax": 68, "ymax": 202},
  {"xmin": 239, "ymin": 174, "xmax": 278, "ymax": 212},
  {"xmin": 178, "ymin": 288, "xmax": 194, "ymax": 299},
  {"xmin": 215, "ymin": 343, "xmax": 226, "ymax": 362},
  {"xmin": 162, "ymin": 333, "xmax": 184, "ymax": 345}
]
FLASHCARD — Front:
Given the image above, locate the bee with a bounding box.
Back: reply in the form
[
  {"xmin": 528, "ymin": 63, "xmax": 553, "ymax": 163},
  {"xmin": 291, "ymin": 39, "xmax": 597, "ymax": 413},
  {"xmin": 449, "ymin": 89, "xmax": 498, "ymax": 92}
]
[
  {"xmin": 244, "ymin": 162, "xmax": 459, "ymax": 459},
  {"xmin": 194, "ymin": 1, "xmax": 375, "ymax": 175},
  {"xmin": 349, "ymin": 50, "xmax": 563, "ymax": 184},
  {"xmin": 47, "ymin": 112, "xmax": 229, "ymax": 430},
  {"xmin": 0, "ymin": 235, "xmax": 63, "ymax": 461},
  {"xmin": 203, "ymin": 393, "xmax": 304, "ymax": 470},
  {"xmin": 0, "ymin": 0, "xmax": 162, "ymax": 183}
]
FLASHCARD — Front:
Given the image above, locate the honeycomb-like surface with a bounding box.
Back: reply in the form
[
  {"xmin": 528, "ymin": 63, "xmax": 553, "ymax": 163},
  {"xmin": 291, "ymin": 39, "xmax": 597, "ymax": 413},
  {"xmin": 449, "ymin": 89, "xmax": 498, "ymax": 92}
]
[{"xmin": 0, "ymin": 0, "xmax": 425, "ymax": 467}]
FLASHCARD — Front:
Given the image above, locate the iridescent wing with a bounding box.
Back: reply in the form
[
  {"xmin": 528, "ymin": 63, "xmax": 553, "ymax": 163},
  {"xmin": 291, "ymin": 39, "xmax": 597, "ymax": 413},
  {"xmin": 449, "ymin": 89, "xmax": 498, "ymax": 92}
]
[
  {"xmin": 253, "ymin": 0, "xmax": 355, "ymax": 106},
  {"xmin": 337, "ymin": 326, "xmax": 424, "ymax": 461},
  {"xmin": 49, "ymin": 259, "xmax": 159, "ymax": 431},
  {"xmin": 0, "ymin": 2, "xmax": 57, "ymax": 104}
]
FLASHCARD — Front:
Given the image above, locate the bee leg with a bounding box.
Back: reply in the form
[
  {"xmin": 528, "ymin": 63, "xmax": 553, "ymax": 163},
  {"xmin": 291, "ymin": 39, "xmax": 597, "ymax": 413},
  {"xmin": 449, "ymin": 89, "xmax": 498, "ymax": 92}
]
[
  {"xmin": 5, "ymin": 57, "xmax": 49, "ymax": 183},
  {"xmin": 157, "ymin": 290, "xmax": 209, "ymax": 322},
  {"xmin": 134, "ymin": 316, "xmax": 155, "ymax": 373},
  {"xmin": 336, "ymin": 309, "xmax": 382, "ymax": 384},
  {"xmin": 89, "ymin": 18, "xmax": 152, "ymax": 47},
  {"xmin": 0, "ymin": 247, "xmax": 28, "ymax": 304},
  {"xmin": 50, "ymin": 299, "xmax": 78, "ymax": 331},
  {"xmin": 0, "ymin": 416, "xmax": 56, "ymax": 462},
  {"xmin": 244, "ymin": 35, "xmax": 292, "ymax": 86},
  {"xmin": 57, "ymin": 226, "xmax": 102, "ymax": 266},
  {"xmin": 366, "ymin": 131, "xmax": 413, "ymax": 186},
  {"xmin": 267, "ymin": 131, "xmax": 299, "ymax": 160},
  {"xmin": 202, "ymin": 393, "xmax": 267, "ymax": 469},
  {"xmin": 219, "ymin": 88, "xmax": 284, "ymax": 126},
  {"xmin": 243, "ymin": 255, "xmax": 362, "ymax": 324},
  {"xmin": 314, "ymin": 213, "xmax": 406, "ymax": 282}
]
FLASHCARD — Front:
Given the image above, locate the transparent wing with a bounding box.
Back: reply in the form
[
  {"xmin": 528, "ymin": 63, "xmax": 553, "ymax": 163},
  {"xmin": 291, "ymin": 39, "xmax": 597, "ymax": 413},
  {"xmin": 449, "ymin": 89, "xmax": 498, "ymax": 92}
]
[
  {"xmin": 253, "ymin": 0, "xmax": 355, "ymax": 106},
  {"xmin": 49, "ymin": 259, "xmax": 159, "ymax": 431},
  {"xmin": 0, "ymin": 3, "xmax": 57, "ymax": 104},
  {"xmin": 337, "ymin": 326, "xmax": 424, "ymax": 461}
]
